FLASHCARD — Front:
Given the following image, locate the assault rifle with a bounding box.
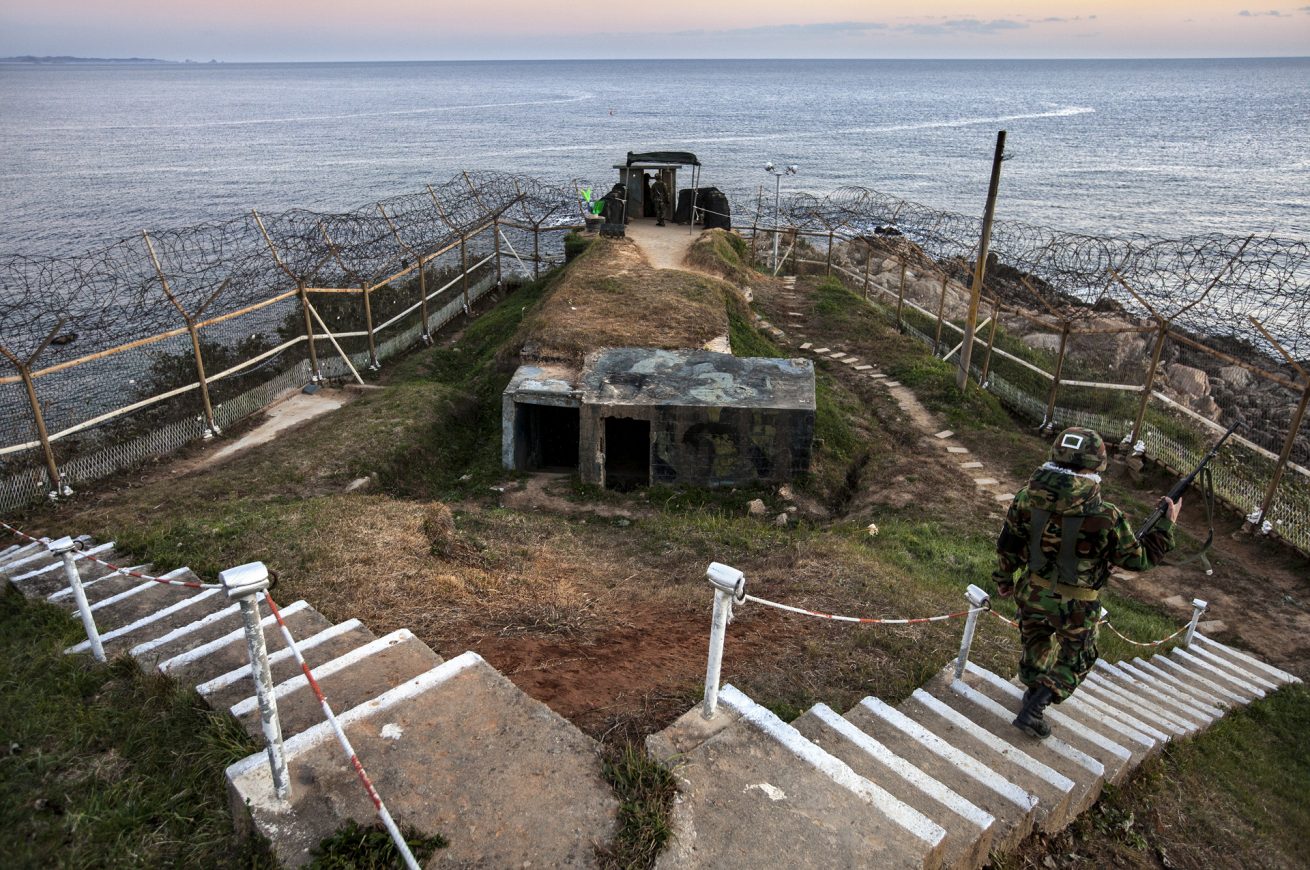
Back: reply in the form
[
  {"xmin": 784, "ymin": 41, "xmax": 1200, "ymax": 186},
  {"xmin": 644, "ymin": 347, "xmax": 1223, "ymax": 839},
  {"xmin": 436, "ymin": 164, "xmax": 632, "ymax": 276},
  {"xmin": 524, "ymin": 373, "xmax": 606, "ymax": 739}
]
[{"xmin": 1135, "ymin": 417, "xmax": 1242, "ymax": 542}]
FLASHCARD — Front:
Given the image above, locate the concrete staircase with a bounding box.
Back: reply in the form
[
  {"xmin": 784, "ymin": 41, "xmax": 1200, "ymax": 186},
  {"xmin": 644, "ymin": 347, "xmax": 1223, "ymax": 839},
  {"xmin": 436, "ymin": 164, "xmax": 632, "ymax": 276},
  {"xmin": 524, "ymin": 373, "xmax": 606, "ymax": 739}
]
[
  {"xmin": 0, "ymin": 538, "xmax": 618, "ymax": 867},
  {"xmin": 647, "ymin": 639, "xmax": 1301, "ymax": 869},
  {"xmin": 4, "ymin": 536, "xmax": 1302, "ymax": 868}
]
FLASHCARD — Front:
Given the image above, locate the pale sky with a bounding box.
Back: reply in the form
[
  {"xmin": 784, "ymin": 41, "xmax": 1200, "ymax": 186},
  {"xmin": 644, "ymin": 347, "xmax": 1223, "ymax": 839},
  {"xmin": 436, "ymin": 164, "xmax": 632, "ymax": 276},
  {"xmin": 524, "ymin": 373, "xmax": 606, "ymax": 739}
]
[{"xmin": 2, "ymin": 1, "xmax": 1308, "ymax": 61}]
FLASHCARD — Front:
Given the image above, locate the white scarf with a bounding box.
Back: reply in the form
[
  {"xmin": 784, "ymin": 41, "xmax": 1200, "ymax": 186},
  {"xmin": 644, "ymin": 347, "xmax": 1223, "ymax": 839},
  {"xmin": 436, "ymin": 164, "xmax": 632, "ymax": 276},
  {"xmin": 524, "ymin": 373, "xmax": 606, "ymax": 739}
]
[{"xmin": 1039, "ymin": 461, "xmax": 1102, "ymax": 485}]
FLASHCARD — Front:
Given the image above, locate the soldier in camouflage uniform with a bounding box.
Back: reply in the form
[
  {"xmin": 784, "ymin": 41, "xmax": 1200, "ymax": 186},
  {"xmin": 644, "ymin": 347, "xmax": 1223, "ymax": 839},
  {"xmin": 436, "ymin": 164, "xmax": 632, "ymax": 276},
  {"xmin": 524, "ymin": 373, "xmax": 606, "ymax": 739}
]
[
  {"xmin": 650, "ymin": 176, "xmax": 670, "ymax": 226},
  {"xmin": 993, "ymin": 426, "xmax": 1180, "ymax": 738}
]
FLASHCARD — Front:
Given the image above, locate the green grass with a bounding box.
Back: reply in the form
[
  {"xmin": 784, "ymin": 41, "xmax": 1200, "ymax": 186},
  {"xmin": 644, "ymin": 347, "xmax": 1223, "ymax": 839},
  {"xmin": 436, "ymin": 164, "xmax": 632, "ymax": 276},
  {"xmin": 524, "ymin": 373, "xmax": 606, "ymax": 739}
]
[
  {"xmin": 597, "ymin": 745, "xmax": 678, "ymax": 870},
  {"xmin": 308, "ymin": 819, "xmax": 446, "ymax": 869},
  {"xmin": 0, "ymin": 589, "xmax": 274, "ymax": 869}
]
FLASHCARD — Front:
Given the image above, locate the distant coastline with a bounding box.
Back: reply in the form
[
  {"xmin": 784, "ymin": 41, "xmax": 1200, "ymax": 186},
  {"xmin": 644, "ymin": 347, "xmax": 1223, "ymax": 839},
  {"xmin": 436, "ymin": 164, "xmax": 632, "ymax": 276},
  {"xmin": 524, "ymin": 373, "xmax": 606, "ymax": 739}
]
[{"xmin": 0, "ymin": 55, "xmax": 197, "ymax": 65}]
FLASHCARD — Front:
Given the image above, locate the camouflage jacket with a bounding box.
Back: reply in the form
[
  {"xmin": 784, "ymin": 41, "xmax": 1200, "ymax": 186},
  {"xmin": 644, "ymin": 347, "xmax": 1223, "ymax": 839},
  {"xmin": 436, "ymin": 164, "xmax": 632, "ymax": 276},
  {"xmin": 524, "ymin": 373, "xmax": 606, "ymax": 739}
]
[{"xmin": 992, "ymin": 464, "xmax": 1175, "ymax": 594}]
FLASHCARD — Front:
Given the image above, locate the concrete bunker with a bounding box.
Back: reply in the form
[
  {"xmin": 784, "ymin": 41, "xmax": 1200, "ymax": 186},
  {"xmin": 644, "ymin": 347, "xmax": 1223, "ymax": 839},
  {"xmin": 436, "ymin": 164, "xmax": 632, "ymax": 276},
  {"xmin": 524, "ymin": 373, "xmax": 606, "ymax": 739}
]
[{"xmin": 504, "ymin": 349, "xmax": 815, "ymax": 489}]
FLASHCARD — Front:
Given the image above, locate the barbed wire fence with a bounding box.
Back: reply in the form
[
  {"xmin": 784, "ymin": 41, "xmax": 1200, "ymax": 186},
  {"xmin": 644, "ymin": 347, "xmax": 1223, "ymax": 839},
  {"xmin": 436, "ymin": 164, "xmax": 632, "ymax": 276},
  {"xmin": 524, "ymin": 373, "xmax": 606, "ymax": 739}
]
[
  {"xmin": 735, "ymin": 184, "xmax": 1310, "ymax": 557},
  {"xmin": 3, "ymin": 174, "xmax": 1308, "ymax": 555},
  {"xmin": 0, "ymin": 172, "xmax": 585, "ymax": 515}
]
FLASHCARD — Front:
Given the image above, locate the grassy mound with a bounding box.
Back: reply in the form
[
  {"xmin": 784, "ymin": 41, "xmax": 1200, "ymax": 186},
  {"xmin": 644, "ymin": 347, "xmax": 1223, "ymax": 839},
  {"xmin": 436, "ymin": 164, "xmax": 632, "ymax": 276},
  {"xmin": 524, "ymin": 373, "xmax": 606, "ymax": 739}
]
[{"xmin": 514, "ymin": 236, "xmax": 731, "ymax": 363}]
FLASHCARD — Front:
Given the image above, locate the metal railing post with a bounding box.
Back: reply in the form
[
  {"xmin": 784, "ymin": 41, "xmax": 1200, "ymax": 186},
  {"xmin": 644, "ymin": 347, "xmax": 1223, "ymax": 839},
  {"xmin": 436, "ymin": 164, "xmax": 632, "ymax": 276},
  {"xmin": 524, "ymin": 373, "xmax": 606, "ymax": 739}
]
[
  {"xmin": 953, "ymin": 584, "xmax": 990, "ymax": 680},
  {"xmin": 221, "ymin": 562, "xmax": 291, "ymax": 802},
  {"xmin": 702, "ymin": 562, "xmax": 745, "ymax": 720},
  {"xmin": 1184, "ymin": 598, "xmax": 1208, "ymax": 647},
  {"xmin": 52, "ymin": 536, "xmax": 104, "ymax": 662}
]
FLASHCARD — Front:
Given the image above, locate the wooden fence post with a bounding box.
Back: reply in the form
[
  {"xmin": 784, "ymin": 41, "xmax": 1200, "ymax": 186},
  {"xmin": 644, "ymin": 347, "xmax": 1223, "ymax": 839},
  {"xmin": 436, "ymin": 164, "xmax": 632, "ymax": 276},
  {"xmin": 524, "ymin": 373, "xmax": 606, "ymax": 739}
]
[
  {"xmin": 895, "ymin": 260, "xmax": 907, "ymax": 332},
  {"xmin": 933, "ymin": 275, "xmax": 949, "ymax": 354},
  {"xmin": 979, "ymin": 297, "xmax": 1001, "ymax": 385},
  {"xmin": 460, "ymin": 235, "xmax": 470, "ymax": 311},
  {"xmin": 143, "ymin": 231, "xmax": 219, "ymax": 435},
  {"xmin": 16, "ymin": 363, "xmax": 62, "ymax": 494},
  {"xmin": 298, "ymin": 284, "xmax": 321, "ymax": 378},
  {"xmin": 1256, "ymin": 379, "xmax": 1310, "ymax": 528},
  {"xmin": 532, "ymin": 223, "xmax": 541, "ymax": 280},
  {"xmin": 493, "ymin": 220, "xmax": 503, "ymax": 288},
  {"xmin": 861, "ymin": 243, "xmax": 872, "ymax": 299},
  {"xmin": 1043, "ymin": 321, "xmax": 1072, "ymax": 428},
  {"xmin": 1131, "ymin": 320, "xmax": 1169, "ymax": 445},
  {"xmin": 825, "ymin": 231, "xmax": 835, "ymax": 276},
  {"xmin": 360, "ymin": 283, "xmax": 379, "ymax": 369}
]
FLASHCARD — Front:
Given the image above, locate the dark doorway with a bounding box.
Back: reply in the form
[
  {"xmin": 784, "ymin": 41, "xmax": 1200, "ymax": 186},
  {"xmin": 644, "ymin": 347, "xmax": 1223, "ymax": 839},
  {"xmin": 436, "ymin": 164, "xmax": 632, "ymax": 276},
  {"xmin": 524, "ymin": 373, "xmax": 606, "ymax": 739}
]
[
  {"xmin": 604, "ymin": 417, "xmax": 650, "ymax": 490},
  {"xmin": 520, "ymin": 403, "xmax": 579, "ymax": 470}
]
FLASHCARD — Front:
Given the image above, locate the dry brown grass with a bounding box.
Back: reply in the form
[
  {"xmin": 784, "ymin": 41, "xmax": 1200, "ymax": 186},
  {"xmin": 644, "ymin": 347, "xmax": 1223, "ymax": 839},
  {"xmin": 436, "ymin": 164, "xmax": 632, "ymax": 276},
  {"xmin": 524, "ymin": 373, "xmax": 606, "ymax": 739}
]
[
  {"xmin": 513, "ymin": 237, "xmax": 732, "ymax": 363},
  {"xmin": 683, "ymin": 229, "xmax": 760, "ymax": 287}
]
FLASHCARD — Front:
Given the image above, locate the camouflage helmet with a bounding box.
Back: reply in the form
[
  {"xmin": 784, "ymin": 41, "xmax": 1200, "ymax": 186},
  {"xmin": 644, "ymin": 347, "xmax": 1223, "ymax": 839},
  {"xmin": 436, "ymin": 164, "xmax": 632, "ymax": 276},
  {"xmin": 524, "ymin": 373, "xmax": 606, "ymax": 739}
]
[{"xmin": 1049, "ymin": 426, "xmax": 1107, "ymax": 472}]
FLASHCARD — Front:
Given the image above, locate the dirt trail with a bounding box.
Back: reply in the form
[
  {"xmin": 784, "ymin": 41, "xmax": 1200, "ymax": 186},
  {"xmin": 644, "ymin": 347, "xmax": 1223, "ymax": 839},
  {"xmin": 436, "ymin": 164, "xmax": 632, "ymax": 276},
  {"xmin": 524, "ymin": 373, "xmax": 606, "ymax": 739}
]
[{"xmin": 623, "ymin": 219, "xmax": 698, "ymax": 270}]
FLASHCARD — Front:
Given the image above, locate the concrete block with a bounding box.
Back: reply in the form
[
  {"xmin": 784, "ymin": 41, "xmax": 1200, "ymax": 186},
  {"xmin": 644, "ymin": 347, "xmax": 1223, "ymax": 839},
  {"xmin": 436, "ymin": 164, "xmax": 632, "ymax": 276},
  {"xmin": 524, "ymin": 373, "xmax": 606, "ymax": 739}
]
[
  {"xmin": 1095, "ymin": 661, "xmax": 1221, "ymax": 724},
  {"xmin": 197, "ymin": 620, "xmax": 377, "ymax": 712},
  {"xmin": 46, "ymin": 563, "xmax": 152, "ymax": 606},
  {"xmin": 962, "ymin": 663, "xmax": 1134, "ymax": 784},
  {"xmin": 1130, "ymin": 657, "xmax": 1230, "ymax": 710},
  {"xmin": 64, "ymin": 588, "xmax": 226, "ymax": 657},
  {"xmin": 657, "ymin": 685, "xmax": 946, "ymax": 869},
  {"xmin": 231, "ymin": 630, "xmax": 441, "ymax": 741},
  {"xmin": 1148, "ymin": 655, "xmax": 1248, "ymax": 706},
  {"xmin": 885, "ymin": 380, "xmax": 902, "ymax": 387},
  {"xmin": 934, "ymin": 430, "xmax": 954, "ymax": 439},
  {"xmin": 1076, "ymin": 678, "xmax": 1192, "ymax": 738},
  {"xmin": 926, "ymin": 674, "xmax": 1103, "ymax": 820},
  {"xmin": 1170, "ymin": 648, "xmax": 1265, "ymax": 700},
  {"xmin": 946, "ymin": 446, "xmax": 969, "ymax": 454},
  {"xmin": 83, "ymin": 570, "xmax": 210, "ymax": 632},
  {"xmin": 1186, "ymin": 645, "xmax": 1280, "ymax": 692},
  {"xmin": 901, "ymin": 689, "xmax": 1075, "ymax": 833},
  {"xmin": 159, "ymin": 601, "xmax": 333, "ymax": 687},
  {"xmin": 1063, "ymin": 690, "xmax": 1168, "ymax": 751},
  {"xmin": 960, "ymin": 462, "xmax": 984, "ymax": 469},
  {"xmin": 1191, "ymin": 633, "xmax": 1302, "ymax": 685},
  {"xmin": 972, "ymin": 478, "xmax": 999, "ymax": 487},
  {"xmin": 846, "ymin": 696, "xmax": 1036, "ymax": 854},
  {"xmin": 11, "ymin": 541, "xmax": 117, "ymax": 598},
  {"xmin": 647, "ymin": 704, "xmax": 741, "ymax": 764},
  {"xmin": 795, "ymin": 703, "xmax": 995, "ymax": 870},
  {"xmin": 228, "ymin": 653, "xmax": 618, "ymax": 868}
]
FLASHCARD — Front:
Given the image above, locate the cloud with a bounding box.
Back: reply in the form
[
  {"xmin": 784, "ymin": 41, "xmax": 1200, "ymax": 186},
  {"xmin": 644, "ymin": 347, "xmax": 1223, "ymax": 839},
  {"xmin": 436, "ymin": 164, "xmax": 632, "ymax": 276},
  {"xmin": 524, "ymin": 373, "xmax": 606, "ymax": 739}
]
[
  {"xmin": 1238, "ymin": 9, "xmax": 1287, "ymax": 15},
  {"xmin": 673, "ymin": 17, "xmax": 1033, "ymax": 40}
]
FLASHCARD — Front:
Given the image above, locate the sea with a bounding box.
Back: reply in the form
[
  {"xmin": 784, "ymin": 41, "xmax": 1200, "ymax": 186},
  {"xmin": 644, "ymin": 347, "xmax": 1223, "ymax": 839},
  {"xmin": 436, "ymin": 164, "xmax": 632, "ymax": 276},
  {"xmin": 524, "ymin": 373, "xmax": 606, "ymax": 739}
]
[{"xmin": 2, "ymin": 57, "xmax": 1309, "ymax": 257}]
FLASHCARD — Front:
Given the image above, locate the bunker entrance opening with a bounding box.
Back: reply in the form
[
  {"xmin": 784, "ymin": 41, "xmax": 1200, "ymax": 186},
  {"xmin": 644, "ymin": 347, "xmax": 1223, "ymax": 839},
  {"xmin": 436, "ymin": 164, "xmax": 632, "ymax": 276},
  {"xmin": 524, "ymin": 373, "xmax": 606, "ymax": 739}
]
[
  {"xmin": 519, "ymin": 403, "xmax": 580, "ymax": 471},
  {"xmin": 604, "ymin": 417, "xmax": 650, "ymax": 491}
]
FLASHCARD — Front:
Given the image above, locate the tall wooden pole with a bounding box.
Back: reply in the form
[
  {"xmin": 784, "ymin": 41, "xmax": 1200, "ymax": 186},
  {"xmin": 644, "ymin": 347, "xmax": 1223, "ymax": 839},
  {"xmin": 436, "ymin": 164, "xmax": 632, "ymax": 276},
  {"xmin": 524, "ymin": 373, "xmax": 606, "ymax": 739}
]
[
  {"xmin": 957, "ymin": 130, "xmax": 1007, "ymax": 391},
  {"xmin": 460, "ymin": 236, "xmax": 470, "ymax": 311},
  {"xmin": 493, "ymin": 219, "xmax": 503, "ymax": 288},
  {"xmin": 532, "ymin": 223, "xmax": 541, "ymax": 280},
  {"xmin": 933, "ymin": 275, "xmax": 949, "ymax": 355},
  {"xmin": 17, "ymin": 363, "xmax": 62, "ymax": 493},
  {"xmin": 861, "ymin": 243, "xmax": 872, "ymax": 299},
  {"xmin": 298, "ymin": 284, "xmax": 321, "ymax": 378}
]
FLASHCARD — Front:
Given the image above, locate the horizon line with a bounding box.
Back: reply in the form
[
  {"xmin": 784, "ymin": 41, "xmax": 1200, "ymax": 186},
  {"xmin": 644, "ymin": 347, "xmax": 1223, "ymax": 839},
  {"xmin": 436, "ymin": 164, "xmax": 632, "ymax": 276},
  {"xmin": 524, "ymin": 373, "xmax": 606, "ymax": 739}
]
[{"xmin": 5, "ymin": 54, "xmax": 1310, "ymax": 64}]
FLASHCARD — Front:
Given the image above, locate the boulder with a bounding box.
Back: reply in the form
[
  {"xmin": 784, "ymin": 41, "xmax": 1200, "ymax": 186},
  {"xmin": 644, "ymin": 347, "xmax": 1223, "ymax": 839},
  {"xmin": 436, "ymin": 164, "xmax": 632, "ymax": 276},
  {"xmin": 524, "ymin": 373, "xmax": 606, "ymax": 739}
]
[
  {"xmin": 774, "ymin": 512, "xmax": 789, "ymax": 527},
  {"xmin": 1217, "ymin": 365, "xmax": 1252, "ymax": 390},
  {"xmin": 747, "ymin": 498, "xmax": 767, "ymax": 517},
  {"xmin": 1167, "ymin": 363, "xmax": 1210, "ymax": 398},
  {"xmin": 1022, "ymin": 332, "xmax": 1064, "ymax": 355},
  {"xmin": 1193, "ymin": 395, "xmax": 1222, "ymax": 421}
]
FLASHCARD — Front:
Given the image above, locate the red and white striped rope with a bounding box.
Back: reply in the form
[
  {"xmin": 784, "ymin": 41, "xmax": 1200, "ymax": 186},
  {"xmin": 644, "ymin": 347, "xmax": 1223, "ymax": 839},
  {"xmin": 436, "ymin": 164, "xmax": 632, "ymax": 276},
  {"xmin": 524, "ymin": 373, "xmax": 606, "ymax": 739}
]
[
  {"xmin": 1, "ymin": 520, "xmax": 220, "ymax": 589},
  {"xmin": 742, "ymin": 593, "xmax": 985, "ymax": 625},
  {"xmin": 988, "ymin": 604, "xmax": 1189, "ymax": 648},
  {"xmin": 263, "ymin": 594, "xmax": 420, "ymax": 870}
]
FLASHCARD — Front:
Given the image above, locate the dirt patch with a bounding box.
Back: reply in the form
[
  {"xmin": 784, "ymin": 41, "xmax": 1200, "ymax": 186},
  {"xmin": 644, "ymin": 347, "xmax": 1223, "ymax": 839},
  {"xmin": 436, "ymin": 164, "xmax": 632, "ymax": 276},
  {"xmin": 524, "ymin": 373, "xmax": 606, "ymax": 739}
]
[
  {"xmin": 514, "ymin": 237, "xmax": 733, "ymax": 363},
  {"xmin": 500, "ymin": 472, "xmax": 652, "ymax": 520}
]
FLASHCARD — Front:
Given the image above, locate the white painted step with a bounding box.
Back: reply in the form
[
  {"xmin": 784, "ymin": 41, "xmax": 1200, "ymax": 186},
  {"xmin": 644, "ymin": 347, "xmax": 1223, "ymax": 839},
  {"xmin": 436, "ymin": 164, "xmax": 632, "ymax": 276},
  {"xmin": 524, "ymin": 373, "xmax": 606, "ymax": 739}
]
[
  {"xmin": 795, "ymin": 703, "xmax": 996, "ymax": 870},
  {"xmin": 1191, "ymin": 633, "xmax": 1301, "ymax": 686},
  {"xmin": 657, "ymin": 685, "xmax": 947, "ymax": 869}
]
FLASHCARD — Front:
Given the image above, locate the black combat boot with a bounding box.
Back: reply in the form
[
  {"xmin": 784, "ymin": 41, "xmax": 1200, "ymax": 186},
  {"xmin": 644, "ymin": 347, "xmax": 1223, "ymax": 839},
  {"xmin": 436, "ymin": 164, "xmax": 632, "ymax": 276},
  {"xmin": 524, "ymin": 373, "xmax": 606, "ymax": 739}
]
[{"xmin": 1013, "ymin": 685, "xmax": 1054, "ymax": 739}]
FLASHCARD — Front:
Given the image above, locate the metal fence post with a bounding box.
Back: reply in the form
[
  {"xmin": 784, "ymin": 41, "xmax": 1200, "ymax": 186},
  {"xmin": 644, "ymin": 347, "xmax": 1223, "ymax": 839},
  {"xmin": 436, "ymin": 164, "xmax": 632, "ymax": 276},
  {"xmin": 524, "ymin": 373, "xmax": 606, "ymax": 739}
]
[
  {"xmin": 52, "ymin": 536, "xmax": 104, "ymax": 662},
  {"xmin": 221, "ymin": 562, "xmax": 291, "ymax": 802},
  {"xmin": 702, "ymin": 562, "xmax": 746, "ymax": 720},
  {"xmin": 953, "ymin": 584, "xmax": 990, "ymax": 680},
  {"xmin": 1184, "ymin": 598, "xmax": 1208, "ymax": 646}
]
